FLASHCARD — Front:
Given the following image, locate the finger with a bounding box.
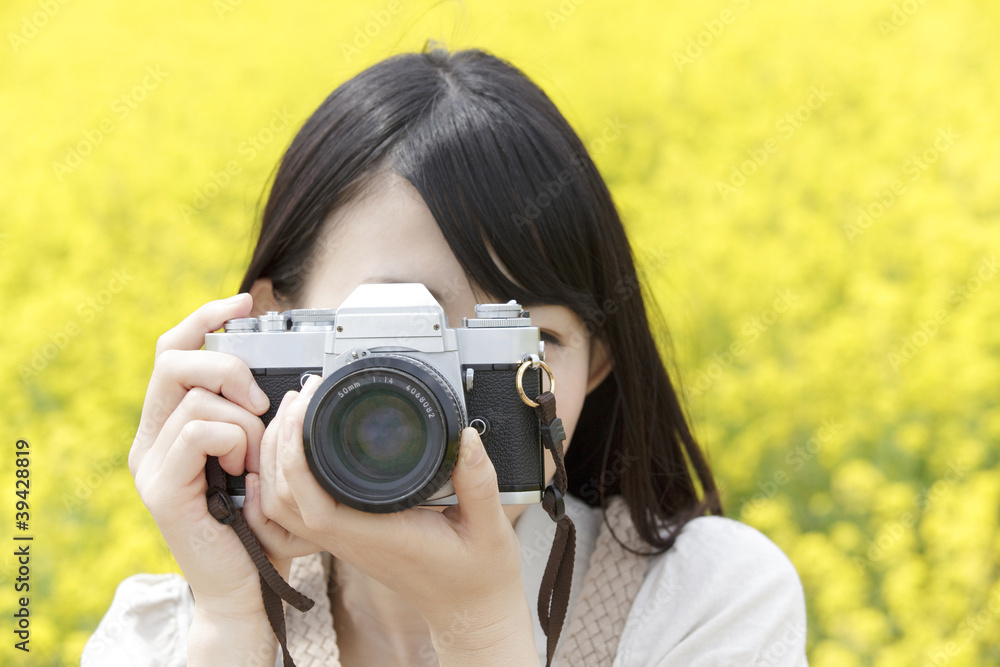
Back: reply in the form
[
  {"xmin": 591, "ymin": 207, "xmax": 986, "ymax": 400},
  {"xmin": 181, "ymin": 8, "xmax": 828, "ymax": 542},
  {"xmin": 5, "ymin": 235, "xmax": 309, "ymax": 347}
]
[
  {"xmin": 243, "ymin": 473, "xmax": 320, "ymax": 560},
  {"xmin": 445, "ymin": 428, "xmax": 503, "ymax": 532},
  {"xmin": 155, "ymin": 293, "xmax": 253, "ymax": 361},
  {"xmin": 275, "ymin": 375, "xmax": 325, "ymax": 515},
  {"xmin": 139, "ymin": 388, "xmax": 265, "ymax": 480},
  {"xmin": 276, "ymin": 375, "xmax": 323, "ymax": 479},
  {"xmin": 154, "ymin": 420, "xmax": 248, "ymax": 490},
  {"xmin": 259, "ymin": 389, "xmax": 300, "ymax": 521},
  {"xmin": 133, "ymin": 350, "xmax": 269, "ymax": 466}
]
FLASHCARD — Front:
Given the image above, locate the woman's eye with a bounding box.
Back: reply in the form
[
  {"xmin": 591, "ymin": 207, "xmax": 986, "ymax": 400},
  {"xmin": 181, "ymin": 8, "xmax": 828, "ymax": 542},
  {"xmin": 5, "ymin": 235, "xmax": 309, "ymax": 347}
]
[{"xmin": 540, "ymin": 330, "xmax": 562, "ymax": 346}]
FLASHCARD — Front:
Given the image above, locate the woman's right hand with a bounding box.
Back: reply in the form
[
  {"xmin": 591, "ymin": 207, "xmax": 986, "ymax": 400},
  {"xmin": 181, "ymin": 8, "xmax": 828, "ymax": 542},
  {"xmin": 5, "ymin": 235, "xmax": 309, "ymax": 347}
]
[{"xmin": 128, "ymin": 294, "xmax": 273, "ymax": 619}]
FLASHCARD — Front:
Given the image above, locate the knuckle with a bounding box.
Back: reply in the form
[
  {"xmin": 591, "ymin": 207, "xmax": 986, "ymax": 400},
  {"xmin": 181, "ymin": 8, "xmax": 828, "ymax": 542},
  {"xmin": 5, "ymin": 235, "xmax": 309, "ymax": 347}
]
[
  {"xmin": 155, "ymin": 347, "xmax": 181, "ymax": 370},
  {"xmin": 133, "ymin": 418, "xmax": 158, "ymax": 444},
  {"xmin": 127, "ymin": 444, "xmax": 140, "ymax": 478},
  {"xmin": 178, "ymin": 419, "xmax": 210, "ymax": 445},
  {"xmin": 275, "ymin": 482, "xmax": 295, "ymax": 506},
  {"xmin": 248, "ymin": 413, "xmax": 267, "ymax": 441},
  {"xmin": 279, "ymin": 440, "xmax": 303, "ymax": 471},
  {"xmin": 260, "ymin": 492, "xmax": 278, "ymax": 519},
  {"xmin": 221, "ymin": 353, "xmax": 249, "ymax": 381},
  {"xmin": 132, "ymin": 468, "xmax": 147, "ymax": 496},
  {"xmin": 154, "ymin": 333, "xmax": 172, "ymax": 358},
  {"xmin": 138, "ymin": 479, "xmax": 166, "ymax": 515},
  {"xmin": 180, "ymin": 387, "xmax": 213, "ymax": 415},
  {"xmin": 300, "ymin": 511, "xmax": 326, "ymax": 533}
]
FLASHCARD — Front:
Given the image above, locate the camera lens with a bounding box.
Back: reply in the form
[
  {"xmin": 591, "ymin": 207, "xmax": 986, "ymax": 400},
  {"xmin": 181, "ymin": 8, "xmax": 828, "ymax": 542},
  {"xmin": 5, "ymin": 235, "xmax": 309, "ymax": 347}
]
[{"xmin": 303, "ymin": 356, "xmax": 462, "ymax": 513}]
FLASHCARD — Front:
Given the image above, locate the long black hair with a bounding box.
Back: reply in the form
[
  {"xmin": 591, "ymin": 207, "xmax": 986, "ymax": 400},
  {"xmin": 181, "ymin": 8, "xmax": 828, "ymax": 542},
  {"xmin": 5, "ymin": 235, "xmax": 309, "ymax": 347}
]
[{"xmin": 239, "ymin": 46, "xmax": 722, "ymax": 552}]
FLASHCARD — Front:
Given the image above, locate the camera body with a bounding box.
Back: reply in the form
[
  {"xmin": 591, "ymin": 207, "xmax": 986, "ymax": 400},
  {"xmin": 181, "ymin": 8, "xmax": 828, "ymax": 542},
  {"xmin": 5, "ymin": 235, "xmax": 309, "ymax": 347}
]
[{"xmin": 204, "ymin": 283, "xmax": 545, "ymax": 513}]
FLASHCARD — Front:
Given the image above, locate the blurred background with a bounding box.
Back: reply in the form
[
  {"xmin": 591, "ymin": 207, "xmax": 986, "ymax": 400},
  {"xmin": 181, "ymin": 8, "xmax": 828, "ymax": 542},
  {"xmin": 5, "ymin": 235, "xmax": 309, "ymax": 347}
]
[{"xmin": 2, "ymin": 0, "xmax": 998, "ymax": 664}]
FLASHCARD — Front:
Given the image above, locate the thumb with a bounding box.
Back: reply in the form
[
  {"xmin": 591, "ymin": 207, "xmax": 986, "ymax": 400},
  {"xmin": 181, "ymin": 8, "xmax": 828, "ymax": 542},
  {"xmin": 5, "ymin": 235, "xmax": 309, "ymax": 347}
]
[{"xmin": 449, "ymin": 427, "xmax": 503, "ymax": 530}]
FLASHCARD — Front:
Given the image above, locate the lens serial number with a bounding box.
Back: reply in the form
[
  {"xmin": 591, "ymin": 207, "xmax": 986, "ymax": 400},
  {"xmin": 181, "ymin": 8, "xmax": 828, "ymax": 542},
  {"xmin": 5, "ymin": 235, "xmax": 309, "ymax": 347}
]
[{"xmin": 405, "ymin": 385, "xmax": 436, "ymax": 418}]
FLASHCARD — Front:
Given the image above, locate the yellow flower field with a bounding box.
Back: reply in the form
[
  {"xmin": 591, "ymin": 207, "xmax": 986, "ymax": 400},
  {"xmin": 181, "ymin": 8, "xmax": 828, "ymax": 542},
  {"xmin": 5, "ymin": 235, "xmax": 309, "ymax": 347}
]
[{"xmin": 1, "ymin": 0, "xmax": 997, "ymax": 664}]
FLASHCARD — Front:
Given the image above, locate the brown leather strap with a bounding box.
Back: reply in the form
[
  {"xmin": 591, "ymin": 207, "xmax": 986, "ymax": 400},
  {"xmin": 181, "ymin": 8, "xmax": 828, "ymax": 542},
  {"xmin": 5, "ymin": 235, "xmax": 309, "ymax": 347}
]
[
  {"xmin": 534, "ymin": 391, "xmax": 576, "ymax": 667},
  {"xmin": 205, "ymin": 457, "xmax": 315, "ymax": 667}
]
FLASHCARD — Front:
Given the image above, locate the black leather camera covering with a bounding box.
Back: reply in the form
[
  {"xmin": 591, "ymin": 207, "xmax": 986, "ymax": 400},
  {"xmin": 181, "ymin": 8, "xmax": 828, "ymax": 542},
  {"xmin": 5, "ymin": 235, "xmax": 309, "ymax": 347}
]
[{"xmin": 464, "ymin": 365, "xmax": 544, "ymax": 493}]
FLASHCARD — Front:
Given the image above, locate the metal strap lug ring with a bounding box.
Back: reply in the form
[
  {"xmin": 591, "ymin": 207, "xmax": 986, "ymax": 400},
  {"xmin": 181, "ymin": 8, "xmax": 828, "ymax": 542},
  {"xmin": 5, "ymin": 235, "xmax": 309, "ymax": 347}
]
[{"xmin": 516, "ymin": 358, "xmax": 555, "ymax": 408}]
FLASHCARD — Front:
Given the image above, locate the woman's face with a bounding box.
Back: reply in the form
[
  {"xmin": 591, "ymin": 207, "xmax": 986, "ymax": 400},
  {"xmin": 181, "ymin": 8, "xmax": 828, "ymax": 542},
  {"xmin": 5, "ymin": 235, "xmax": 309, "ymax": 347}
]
[{"xmin": 251, "ymin": 173, "xmax": 610, "ymax": 522}]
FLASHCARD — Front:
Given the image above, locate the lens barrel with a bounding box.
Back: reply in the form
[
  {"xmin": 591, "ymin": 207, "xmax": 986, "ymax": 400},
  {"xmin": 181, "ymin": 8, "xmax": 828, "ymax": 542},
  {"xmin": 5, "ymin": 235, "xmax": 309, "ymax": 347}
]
[{"xmin": 303, "ymin": 356, "xmax": 462, "ymax": 513}]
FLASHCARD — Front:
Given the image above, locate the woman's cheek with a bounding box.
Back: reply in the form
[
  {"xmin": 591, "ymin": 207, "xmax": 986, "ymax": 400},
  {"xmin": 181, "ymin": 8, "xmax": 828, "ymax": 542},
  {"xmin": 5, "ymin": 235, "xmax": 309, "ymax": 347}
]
[{"xmin": 541, "ymin": 344, "xmax": 591, "ymax": 466}]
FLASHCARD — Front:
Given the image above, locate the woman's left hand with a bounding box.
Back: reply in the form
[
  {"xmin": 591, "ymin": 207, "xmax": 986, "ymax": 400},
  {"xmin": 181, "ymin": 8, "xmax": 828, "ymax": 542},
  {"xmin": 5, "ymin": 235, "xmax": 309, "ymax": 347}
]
[{"xmin": 244, "ymin": 374, "xmax": 538, "ymax": 665}]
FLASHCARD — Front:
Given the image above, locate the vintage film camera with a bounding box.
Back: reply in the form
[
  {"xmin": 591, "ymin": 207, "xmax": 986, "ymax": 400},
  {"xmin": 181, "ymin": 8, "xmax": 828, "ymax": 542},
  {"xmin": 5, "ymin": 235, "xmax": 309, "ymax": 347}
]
[{"xmin": 205, "ymin": 283, "xmax": 551, "ymax": 513}]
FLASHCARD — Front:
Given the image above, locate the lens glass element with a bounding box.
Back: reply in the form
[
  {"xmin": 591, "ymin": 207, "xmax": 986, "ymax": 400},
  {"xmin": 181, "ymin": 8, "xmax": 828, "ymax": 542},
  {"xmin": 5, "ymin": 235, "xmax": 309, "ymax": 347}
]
[{"xmin": 338, "ymin": 389, "xmax": 427, "ymax": 482}]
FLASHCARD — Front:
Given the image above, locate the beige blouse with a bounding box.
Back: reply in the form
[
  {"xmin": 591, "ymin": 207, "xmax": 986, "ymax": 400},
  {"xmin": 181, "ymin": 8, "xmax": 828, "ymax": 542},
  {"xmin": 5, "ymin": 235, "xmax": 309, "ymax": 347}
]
[{"xmin": 83, "ymin": 495, "xmax": 809, "ymax": 666}]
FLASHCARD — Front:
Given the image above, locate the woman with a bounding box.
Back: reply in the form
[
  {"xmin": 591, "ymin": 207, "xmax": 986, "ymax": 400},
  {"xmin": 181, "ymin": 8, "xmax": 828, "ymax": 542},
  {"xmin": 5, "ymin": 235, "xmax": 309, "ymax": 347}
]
[{"xmin": 84, "ymin": 47, "xmax": 807, "ymax": 666}]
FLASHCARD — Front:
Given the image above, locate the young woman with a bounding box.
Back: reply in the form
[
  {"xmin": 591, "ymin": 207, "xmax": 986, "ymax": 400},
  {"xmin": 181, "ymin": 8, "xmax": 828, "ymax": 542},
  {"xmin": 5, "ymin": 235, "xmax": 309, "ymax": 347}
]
[{"xmin": 84, "ymin": 47, "xmax": 808, "ymax": 666}]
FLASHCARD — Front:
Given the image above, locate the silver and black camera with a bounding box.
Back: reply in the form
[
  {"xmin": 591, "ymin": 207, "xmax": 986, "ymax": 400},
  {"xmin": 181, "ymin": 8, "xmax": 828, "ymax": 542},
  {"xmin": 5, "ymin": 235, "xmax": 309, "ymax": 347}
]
[{"xmin": 205, "ymin": 283, "xmax": 547, "ymax": 513}]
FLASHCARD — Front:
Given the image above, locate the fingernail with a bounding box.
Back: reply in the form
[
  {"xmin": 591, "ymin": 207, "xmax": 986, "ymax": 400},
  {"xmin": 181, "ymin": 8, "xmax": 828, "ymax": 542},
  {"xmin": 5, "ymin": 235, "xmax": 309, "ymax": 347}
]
[
  {"xmin": 227, "ymin": 293, "xmax": 250, "ymax": 304},
  {"xmin": 245, "ymin": 474, "xmax": 256, "ymax": 503},
  {"xmin": 462, "ymin": 428, "xmax": 485, "ymax": 468},
  {"xmin": 250, "ymin": 382, "xmax": 270, "ymax": 412},
  {"xmin": 303, "ymin": 374, "xmax": 323, "ymax": 393}
]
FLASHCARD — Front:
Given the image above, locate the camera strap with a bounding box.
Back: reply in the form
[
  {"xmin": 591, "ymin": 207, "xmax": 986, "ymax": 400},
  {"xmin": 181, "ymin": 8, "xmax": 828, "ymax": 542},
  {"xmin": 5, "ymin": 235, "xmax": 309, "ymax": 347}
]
[
  {"xmin": 204, "ymin": 456, "xmax": 315, "ymax": 667},
  {"xmin": 203, "ymin": 389, "xmax": 574, "ymax": 667},
  {"xmin": 533, "ymin": 390, "xmax": 576, "ymax": 667}
]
